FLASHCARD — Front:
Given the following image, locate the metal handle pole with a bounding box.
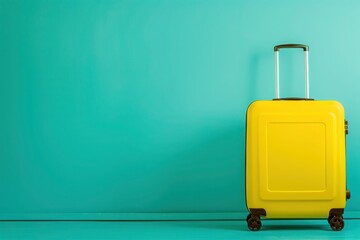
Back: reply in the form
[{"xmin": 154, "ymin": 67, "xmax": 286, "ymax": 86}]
[
  {"xmin": 275, "ymin": 51, "xmax": 280, "ymax": 99},
  {"xmin": 304, "ymin": 50, "xmax": 309, "ymax": 98}
]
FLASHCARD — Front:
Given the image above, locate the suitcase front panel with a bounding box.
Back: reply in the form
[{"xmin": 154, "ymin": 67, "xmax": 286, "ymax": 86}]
[{"xmin": 246, "ymin": 100, "xmax": 346, "ymax": 218}]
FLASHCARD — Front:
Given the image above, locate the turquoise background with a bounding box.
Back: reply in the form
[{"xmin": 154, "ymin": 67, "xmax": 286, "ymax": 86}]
[{"xmin": 0, "ymin": 0, "xmax": 359, "ymax": 220}]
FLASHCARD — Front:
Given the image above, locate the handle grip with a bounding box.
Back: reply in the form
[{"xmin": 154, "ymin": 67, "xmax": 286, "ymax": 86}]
[
  {"xmin": 274, "ymin": 44, "xmax": 309, "ymax": 51},
  {"xmin": 274, "ymin": 43, "xmax": 310, "ymax": 99}
]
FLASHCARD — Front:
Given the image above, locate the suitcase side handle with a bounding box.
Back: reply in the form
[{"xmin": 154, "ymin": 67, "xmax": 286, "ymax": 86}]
[{"xmin": 274, "ymin": 44, "xmax": 309, "ymax": 99}]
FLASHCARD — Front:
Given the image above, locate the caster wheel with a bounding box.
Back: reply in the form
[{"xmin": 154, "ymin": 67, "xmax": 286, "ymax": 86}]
[
  {"xmin": 247, "ymin": 214, "xmax": 262, "ymax": 231},
  {"xmin": 329, "ymin": 215, "xmax": 344, "ymax": 231},
  {"xmin": 246, "ymin": 214, "xmax": 251, "ymax": 222},
  {"xmin": 328, "ymin": 215, "xmax": 342, "ymax": 224}
]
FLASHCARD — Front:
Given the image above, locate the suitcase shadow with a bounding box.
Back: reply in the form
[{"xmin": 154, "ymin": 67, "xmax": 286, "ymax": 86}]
[
  {"xmin": 181, "ymin": 220, "xmax": 333, "ymax": 234},
  {"xmin": 182, "ymin": 221, "xmax": 332, "ymax": 232},
  {"xmin": 260, "ymin": 224, "xmax": 331, "ymax": 231}
]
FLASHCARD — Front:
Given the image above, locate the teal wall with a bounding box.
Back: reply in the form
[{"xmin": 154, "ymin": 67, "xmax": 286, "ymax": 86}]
[{"xmin": 0, "ymin": 0, "xmax": 359, "ymax": 220}]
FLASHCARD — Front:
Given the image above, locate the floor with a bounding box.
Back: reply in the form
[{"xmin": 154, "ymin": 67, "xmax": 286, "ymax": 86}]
[{"xmin": 0, "ymin": 220, "xmax": 359, "ymax": 239}]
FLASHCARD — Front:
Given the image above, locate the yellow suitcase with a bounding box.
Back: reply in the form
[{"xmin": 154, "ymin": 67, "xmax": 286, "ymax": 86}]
[{"xmin": 245, "ymin": 44, "xmax": 350, "ymax": 231}]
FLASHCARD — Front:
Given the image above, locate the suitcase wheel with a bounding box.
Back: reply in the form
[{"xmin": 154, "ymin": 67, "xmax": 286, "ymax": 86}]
[
  {"xmin": 247, "ymin": 214, "xmax": 262, "ymax": 231},
  {"xmin": 328, "ymin": 215, "xmax": 344, "ymax": 231}
]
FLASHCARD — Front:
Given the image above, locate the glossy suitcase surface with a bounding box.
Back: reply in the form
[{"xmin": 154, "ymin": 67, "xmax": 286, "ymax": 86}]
[{"xmin": 245, "ymin": 44, "xmax": 349, "ymax": 231}]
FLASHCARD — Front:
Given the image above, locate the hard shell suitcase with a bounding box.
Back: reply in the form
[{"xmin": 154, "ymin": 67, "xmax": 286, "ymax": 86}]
[{"xmin": 245, "ymin": 44, "xmax": 350, "ymax": 231}]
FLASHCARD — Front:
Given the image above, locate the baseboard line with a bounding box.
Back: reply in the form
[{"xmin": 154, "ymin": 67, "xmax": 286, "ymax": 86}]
[{"xmin": 0, "ymin": 211, "xmax": 358, "ymax": 221}]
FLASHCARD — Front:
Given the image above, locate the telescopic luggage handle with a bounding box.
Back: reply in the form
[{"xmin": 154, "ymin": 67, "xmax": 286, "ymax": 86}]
[{"xmin": 274, "ymin": 44, "xmax": 309, "ymax": 99}]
